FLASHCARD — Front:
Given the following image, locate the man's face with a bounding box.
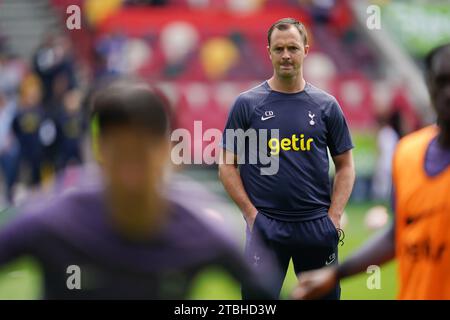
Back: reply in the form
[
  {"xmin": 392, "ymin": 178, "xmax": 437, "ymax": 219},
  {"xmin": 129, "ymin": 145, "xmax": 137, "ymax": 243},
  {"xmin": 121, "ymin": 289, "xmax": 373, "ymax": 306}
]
[
  {"xmin": 429, "ymin": 48, "xmax": 450, "ymax": 124},
  {"xmin": 267, "ymin": 26, "xmax": 309, "ymax": 79},
  {"xmin": 99, "ymin": 126, "xmax": 170, "ymax": 203}
]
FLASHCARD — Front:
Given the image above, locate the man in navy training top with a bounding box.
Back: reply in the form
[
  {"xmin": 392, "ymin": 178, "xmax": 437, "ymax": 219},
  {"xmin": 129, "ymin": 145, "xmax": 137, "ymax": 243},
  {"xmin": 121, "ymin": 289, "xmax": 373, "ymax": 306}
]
[
  {"xmin": 0, "ymin": 80, "xmax": 275, "ymax": 299},
  {"xmin": 219, "ymin": 18, "xmax": 355, "ymax": 299}
]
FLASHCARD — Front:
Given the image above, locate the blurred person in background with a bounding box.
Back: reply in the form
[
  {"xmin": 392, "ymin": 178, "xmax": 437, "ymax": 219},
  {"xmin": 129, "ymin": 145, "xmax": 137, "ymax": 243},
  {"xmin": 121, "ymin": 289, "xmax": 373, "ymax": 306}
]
[
  {"xmin": 32, "ymin": 35, "xmax": 78, "ymax": 178},
  {"xmin": 0, "ymin": 51, "xmax": 27, "ymax": 100},
  {"xmin": 33, "ymin": 34, "xmax": 77, "ymax": 108},
  {"xmin": 0, "ymin": 49, "xmax": 27, "ymax": 204},
  {"xmin": 300, "ymin": 0, "xmax": 336, "ymax": 24},
  {"xmin": 12, "ymin": 74, "xmax": 45, "ymax": 191},
  {"xmin": 219, "ymin": 17, "xmax": 355, "ymax": 300},
  {"xmin": 95, "ymin": 31, "xmax": 129, "ymax": 77},
  {"xmin": 56, "ymin": 89, "xmax": 86, "ymax": 171},
  {"xmin": 293, "ymin": 43, "xmax": 450, "ymax": 300},
  {"xmin": 0, "ymin": 79, "xmax": 276, "ymax": 299},
  {"xmin": 0, "ymin": 92, "xmax": 19, "ymax": 204},
  {"xmin": 371, "ymin": 109, "xmax": 402, "ymax": 201},
  {"xmin": 39, "ymin": 73, "xmax": 77, "ymax": 177}
]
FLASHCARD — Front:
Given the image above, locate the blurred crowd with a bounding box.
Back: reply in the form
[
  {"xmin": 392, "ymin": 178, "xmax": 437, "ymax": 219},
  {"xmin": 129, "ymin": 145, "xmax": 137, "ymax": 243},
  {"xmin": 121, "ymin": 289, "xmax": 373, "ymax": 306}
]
[
  {"xmin": 0, "ymin": 0, "xmax": 422, "ymax": 205},
  {"xmin": 0, "ymin": 35, "xmax": 87, "ymax": 204}
]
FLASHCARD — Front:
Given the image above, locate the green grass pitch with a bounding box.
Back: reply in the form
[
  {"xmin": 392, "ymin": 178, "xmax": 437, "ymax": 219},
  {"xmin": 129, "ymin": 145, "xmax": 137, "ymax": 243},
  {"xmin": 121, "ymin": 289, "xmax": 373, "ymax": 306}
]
[{"xmin": 0, "ymin": 169, "xmax": 396, "ymax": 301}]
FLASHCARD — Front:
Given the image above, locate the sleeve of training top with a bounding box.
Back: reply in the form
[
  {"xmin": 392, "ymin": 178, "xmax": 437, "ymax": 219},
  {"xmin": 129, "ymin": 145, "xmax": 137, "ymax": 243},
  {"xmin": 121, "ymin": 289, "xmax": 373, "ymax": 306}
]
[
  {"xmin": 220, "ymin": 95, "xmax": 252, "ymax": 155},
  {"xmin": 324, "ymin": 98, "xmax": 354, "ymax": 156}
]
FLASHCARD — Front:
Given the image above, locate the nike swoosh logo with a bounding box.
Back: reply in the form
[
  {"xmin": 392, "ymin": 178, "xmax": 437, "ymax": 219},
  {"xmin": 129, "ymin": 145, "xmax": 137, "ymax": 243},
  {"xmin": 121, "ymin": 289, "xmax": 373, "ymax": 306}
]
[
  {"xmin": 405, "ymin": 206, "xmax": 444, "ymax": 226},
  {"xmin": 406, "ymin": 211, "xmax": 436, "ymax": 225},
  {"xmin": 261, "ymin": 115, "xmax": 275, "ymax": 121}
]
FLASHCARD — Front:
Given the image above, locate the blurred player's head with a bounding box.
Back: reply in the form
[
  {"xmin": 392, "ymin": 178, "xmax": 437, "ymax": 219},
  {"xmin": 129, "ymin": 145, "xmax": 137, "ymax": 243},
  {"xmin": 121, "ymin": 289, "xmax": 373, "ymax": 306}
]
[
  {"xmin": 91, "ymin": 79, "xmax": 171, "ymax": 238},
  {"xmin": 425, "ymin": 43, "xmax": 450, "ymax": 128},
  {"xmin": 267, "ymin": 18, "xmax": 309, "ymax": 80},
  {"xmin": 63, "ymin": 89, "xmax": 82, "ymax": 114},
  {"xmin": 19, "ymin": 74, "xmax": 42, "ymax": 107}
]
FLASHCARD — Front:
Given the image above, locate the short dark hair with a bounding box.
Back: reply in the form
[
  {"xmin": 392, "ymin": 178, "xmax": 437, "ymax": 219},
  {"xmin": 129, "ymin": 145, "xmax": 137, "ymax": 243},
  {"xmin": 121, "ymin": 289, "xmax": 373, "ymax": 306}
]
[
  {"xmin": 425, "ymin": 42, "xmax": 450, "ymax": 75},
  {"xmin": 91, "ymin": 79, "xmax": 170, "ymax": 137},
  {"xmin": 267, "ymin": 18, "xmax": 308, "ymax": 47}
]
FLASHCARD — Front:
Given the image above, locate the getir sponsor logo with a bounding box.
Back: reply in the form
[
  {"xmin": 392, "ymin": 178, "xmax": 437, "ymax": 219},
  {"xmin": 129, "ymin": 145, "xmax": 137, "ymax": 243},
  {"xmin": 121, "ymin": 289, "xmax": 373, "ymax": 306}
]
[{"xmin": 268, "ymin": 134, "xmax": 314, "ymax": 155}]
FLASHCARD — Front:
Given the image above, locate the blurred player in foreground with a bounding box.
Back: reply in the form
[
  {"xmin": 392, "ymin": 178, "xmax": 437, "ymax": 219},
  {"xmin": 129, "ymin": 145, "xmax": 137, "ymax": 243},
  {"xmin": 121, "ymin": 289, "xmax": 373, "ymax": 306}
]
[
  {"xmin": 293, "ymin": 43, "xmax": 450, "ymax": 300},
  {"xmin": 0, "ymin": 80, "xmax": 274, "ymax": 299}
]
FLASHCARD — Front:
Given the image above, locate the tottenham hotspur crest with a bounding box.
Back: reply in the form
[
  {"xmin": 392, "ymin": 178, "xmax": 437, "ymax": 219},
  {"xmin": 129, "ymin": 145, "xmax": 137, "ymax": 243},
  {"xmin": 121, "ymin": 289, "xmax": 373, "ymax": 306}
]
[{"xmin": 308, "ymin": 111, "xmax": 315, "ymax": 126}]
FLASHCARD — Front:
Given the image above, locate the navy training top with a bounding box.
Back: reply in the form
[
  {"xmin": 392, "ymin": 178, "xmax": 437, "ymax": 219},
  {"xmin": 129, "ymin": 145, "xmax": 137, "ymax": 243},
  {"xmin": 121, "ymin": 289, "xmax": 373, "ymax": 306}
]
[{"xmin": 221, "ymin": 81, "xmax": 354, "ymax": 221}]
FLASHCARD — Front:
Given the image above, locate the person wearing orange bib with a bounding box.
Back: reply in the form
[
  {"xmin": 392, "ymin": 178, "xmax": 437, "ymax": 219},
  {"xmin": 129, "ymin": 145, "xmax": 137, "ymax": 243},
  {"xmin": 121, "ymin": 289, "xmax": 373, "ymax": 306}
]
[{"xmin": 291, "ymin": 42, "xmax": 450, "ymax": 300}]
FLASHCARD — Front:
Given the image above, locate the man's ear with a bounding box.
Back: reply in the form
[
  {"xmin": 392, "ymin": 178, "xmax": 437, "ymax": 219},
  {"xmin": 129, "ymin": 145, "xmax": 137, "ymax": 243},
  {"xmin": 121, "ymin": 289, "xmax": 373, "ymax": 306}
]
[
  {"xmin": 267, "ymin": 45, "xmax": 272, "ymax": 60},
  {"xmin": 304, "ymin": 44, "xmax": 310, "ymax": 57}
]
